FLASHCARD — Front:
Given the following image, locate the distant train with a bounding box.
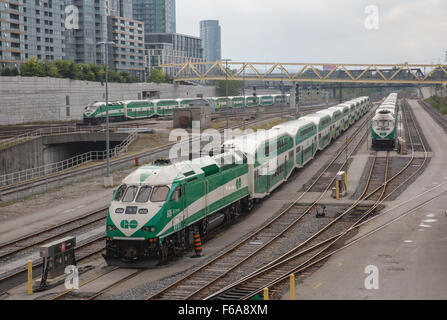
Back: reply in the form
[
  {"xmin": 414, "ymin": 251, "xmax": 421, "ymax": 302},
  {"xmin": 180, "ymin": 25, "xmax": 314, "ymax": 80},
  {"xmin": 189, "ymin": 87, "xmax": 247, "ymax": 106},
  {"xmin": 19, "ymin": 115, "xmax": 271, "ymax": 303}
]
[
  {"xmin": 104, "ymin": 95, "xmax": 371, "ymax": 266},
  {"xmin": 371, "ymin": 93, "xmax": 398, "ymax": 149},
  {"xmin": 83, "ymin": 94, "xmax": 291, "ymax": 124}
]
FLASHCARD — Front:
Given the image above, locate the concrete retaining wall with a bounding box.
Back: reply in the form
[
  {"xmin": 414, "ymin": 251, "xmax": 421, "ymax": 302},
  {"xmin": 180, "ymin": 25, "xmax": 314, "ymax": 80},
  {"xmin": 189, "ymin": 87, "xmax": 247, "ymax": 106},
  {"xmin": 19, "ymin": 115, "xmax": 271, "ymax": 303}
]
[
  {"xmin": 0, "ymin": 76, "xmax": 216, "ymax": 125},
  {"xmin": 0, "ymin": 132, "xmax": 128, "ymax": 175}
]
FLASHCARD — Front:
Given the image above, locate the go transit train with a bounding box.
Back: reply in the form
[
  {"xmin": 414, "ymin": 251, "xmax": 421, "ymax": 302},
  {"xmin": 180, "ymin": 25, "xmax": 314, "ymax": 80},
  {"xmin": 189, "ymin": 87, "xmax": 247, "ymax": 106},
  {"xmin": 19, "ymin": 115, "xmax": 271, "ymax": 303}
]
[
  {"xmin": 83, "ymin": 94, "xmax": 290, "ymax": 124},
  {"xmin": 104, "ymin": 96, "xmax": 371, "ymax": 266}
]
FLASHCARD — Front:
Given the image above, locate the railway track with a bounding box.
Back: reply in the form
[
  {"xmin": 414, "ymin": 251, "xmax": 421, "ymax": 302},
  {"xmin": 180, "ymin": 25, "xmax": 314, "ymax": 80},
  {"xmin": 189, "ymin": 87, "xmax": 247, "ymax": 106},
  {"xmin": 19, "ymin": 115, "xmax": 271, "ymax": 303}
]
[
  {"xmin": 0, "ymin": 111, "xmax": 301, "ymax": 296},
  {"xmin": 144, "ymin": 107, "xmax": 376, "ymax": 300},
  {"xmin": 0, "ymin": 110, "xmax": 291, "ymax": 200},
  {"xmin": 203, "ymin": 99, "xmax": 428, "ymax": 300},
  {"xmin": 0, "ymin": 235, "xmax": 106, "ymax": 295},
  {"xmin": 0, "ymin": 208, "xmax": 107, "ymax": 261}
]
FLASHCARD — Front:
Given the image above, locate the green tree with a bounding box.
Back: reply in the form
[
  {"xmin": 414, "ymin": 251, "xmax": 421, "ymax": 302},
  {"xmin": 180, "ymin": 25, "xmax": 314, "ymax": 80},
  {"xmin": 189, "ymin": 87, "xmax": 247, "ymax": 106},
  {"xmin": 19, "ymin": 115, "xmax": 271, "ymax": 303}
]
[
  {"xmin": 74, "ymin": 63, "xmax": 88, "ymax": 80},
  {"xmin": 216, "ymin": 79, "xmax": 243, "ymax": 96},
  {"xmin": 41, "ymin": 60, "xmax": 59, "ymax": 78},
  {"xmin": 120, "ymin": 71, "xmax": 136, "ymax": 83},
  {"xmin": 54, "ymin": 60, "xmax": 75, "ymax": 79},
  {"xmin": 21, "ymin": 57, "xmax": 44, "ymax": 76},
  {"xmin": 147, "ymin": 68, "xmax": 168, "ymax": 83}
]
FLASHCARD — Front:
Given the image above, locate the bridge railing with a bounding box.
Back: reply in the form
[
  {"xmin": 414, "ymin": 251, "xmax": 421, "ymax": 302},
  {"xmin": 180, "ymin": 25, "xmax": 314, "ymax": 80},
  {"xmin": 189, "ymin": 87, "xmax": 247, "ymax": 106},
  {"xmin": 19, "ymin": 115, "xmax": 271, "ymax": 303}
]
[
  {"xmin": 0, "ymin": 130, "xmax": 138, "ymax": 188},
  {"xmin": 163, "ymin": 61, "xmax": 447, "ymax": 84},
  {"xmin": 0, "ymin": 126, "xmax": 108, "ymax": 150}
]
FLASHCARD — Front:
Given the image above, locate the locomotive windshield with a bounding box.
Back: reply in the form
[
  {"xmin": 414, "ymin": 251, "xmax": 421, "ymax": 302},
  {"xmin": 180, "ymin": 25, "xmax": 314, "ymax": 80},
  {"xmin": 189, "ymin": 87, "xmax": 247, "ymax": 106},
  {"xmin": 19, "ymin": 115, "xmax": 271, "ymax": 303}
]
[
  {"xmin": 151, "ymin": 186, "xmax": 170, "ymax": 202},
  {"xmin": 136, "ymin": 186, "xmax": 152, "ymax": 203},
  {"xmin": 113, "ymin": 184, "xmax": 127, "ymax": 201},
  {"xmin": 122, "ymin": 186, "xmax": 138, "ymax": 202}
]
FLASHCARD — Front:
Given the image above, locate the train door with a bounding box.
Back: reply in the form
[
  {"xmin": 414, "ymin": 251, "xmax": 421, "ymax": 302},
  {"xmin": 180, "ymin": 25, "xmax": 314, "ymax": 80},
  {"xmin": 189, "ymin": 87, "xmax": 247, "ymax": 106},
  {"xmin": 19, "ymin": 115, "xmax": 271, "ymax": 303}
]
[{"xmin": 167, "ymin": 184, "xmax": 185, "ymax": 231}]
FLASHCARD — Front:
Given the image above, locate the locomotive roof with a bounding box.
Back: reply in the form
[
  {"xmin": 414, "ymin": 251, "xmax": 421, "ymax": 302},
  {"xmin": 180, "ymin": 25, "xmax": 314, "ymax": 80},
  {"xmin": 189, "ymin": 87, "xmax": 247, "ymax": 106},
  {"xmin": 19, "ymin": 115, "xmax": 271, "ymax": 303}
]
[
  {"xmin": 121, "ymin": 150, "xmax": 243, "ymax": 186},
  {"xmin": 373, "ymin": 111, "xmax": 394, "ymax": 120}
]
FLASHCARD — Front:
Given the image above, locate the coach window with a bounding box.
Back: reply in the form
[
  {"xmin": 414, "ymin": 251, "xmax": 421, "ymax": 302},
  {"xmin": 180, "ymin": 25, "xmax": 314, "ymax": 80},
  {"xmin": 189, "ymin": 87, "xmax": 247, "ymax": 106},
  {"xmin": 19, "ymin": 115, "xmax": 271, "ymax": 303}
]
[
  {"xmin": 122, "ymin": 186, "xmax": 138, "ymax": 202},
  {"xmin": 151, "ymin": 186, "xmax": 170, "ymax": 202},
  {"xmin": 136, "ymin": 186, "xmax": 152, "ymax": 203}
]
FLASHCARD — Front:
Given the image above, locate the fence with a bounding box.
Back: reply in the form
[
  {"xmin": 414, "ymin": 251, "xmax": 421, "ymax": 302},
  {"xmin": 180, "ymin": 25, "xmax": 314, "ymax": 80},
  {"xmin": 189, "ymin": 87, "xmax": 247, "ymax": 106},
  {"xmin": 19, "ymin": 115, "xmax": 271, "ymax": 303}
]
[
  {"xmin": 0, "ymin": 130, "xmax": 138, "ymax": 188},
  {"xmin": 0, "ymin": 126, "xmax": 107, "ymax": 150}
]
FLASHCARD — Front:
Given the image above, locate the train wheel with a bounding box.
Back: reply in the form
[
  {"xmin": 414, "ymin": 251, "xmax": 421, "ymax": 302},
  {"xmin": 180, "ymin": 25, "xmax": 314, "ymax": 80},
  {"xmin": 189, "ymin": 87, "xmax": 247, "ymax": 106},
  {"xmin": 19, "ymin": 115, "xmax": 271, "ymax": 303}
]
[{"xmin": 242, "ymin": 198, "xmax": 254, "ymax": 214}]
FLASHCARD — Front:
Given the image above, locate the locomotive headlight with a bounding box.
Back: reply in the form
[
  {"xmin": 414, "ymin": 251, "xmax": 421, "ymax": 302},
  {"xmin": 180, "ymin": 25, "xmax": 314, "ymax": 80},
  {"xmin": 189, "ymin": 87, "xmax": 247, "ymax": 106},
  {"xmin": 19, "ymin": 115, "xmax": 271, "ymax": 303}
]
[
  {"xmin": 115, "ymin": 208, "xmax": 124, "ymax": 214},
  {"xmin": 138, "ymin": 208, "xmax": 148, "ymax": 214},
  {"xmin": 149, "ymin": 226, "xmax": 156, "ymax": 233},
  {"xmin": 107, "ymin": 225, "xmax": 117, "ymax": 231}
]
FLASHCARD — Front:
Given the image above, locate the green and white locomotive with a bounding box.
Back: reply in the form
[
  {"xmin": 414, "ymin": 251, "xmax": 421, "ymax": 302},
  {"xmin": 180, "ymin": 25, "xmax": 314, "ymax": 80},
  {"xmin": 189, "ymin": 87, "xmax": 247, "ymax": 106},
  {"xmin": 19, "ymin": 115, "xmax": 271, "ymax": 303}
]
[
  {"xmin": 371, "ymin": 93, "xmax": 398, "ymax": 149},
  {"xmin": 105, "ymin": 149, "xmax": 251, "ymax": 266}
]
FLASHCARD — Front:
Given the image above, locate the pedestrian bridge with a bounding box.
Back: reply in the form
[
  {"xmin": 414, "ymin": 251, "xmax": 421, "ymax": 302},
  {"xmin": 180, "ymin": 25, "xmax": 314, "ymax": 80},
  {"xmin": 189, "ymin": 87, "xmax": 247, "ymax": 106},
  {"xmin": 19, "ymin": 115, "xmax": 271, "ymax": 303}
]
[{"xmin": 161, "ymin": 61, "xmax": 447, "ymax": 85}]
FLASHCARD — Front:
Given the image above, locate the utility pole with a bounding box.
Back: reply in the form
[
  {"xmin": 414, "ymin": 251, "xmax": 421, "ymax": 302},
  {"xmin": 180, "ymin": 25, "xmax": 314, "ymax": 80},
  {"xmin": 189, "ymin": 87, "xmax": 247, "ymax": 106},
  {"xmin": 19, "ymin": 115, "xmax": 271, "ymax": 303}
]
[
  {"xmin": 222, "ymin": 59, "xmax": 232, "ymax": 129},
  {"xmin": 242, "ymin": 65, "xmax": 246, "ymax": 131},
  {"xmin": 97, "ymin": 41, "xmax": 115, "ymax": 187}
]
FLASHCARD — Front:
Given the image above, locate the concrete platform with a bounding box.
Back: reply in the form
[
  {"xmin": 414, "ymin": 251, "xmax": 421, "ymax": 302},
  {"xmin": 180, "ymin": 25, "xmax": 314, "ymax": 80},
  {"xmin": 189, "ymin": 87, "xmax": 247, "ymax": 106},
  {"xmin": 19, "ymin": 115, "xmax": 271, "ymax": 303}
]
[{"xmin": 282, "ymin": 99, "xmax": 447, "ymax": 300}]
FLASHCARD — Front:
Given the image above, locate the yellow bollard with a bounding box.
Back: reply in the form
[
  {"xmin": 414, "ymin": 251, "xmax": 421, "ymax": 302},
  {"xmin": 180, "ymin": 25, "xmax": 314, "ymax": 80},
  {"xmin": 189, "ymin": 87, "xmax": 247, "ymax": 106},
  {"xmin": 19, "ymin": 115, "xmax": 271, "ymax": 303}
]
[
  {"xmin": 290, "ymin": 274, "xmax": 295, "ymax": 300},
  {"xmin": 263, "ymin": 287, "xmax": 269, "ymax": 300},
  {"xmin": 27, "ymin": 260, "xmax": 32, "ymax": 295},
  {"xmin": 336, "ymin": 180, "xmax": 339, "ymax": 200},
  {"xmin": 344, "ymin": 172, "xmax": 348, "ymax": 191}
]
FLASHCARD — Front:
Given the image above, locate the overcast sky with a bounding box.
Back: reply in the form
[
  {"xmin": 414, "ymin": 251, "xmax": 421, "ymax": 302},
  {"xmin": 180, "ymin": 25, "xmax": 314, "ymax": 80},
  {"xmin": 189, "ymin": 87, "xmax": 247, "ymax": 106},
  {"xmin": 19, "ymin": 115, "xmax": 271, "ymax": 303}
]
[{"xmin": 177, "ymin": 0, "xmax": 446, "ymax": 64}]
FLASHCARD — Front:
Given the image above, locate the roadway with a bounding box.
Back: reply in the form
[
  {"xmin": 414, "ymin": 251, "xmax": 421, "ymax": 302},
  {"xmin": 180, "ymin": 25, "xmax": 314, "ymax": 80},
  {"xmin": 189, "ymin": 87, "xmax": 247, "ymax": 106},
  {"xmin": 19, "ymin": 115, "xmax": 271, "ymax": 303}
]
[{"xmin": 282, "ymin": 99, "xmax": 447, "ymax": 299}]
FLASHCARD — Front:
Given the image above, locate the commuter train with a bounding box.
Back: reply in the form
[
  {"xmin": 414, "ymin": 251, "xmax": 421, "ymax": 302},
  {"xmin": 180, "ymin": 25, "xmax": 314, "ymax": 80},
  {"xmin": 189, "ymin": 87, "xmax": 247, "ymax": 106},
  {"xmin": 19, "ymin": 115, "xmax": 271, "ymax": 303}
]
[
  {"xmin": 104, "ymin": 96, "xmax": 371, "ymax": 266},
  {"xmin": 371, "ymin": 93, "xmax": 398, "ymax": 149},
  {"xmin": 83, "ymin": 94, "xmax": 290, "ymax": 124}
]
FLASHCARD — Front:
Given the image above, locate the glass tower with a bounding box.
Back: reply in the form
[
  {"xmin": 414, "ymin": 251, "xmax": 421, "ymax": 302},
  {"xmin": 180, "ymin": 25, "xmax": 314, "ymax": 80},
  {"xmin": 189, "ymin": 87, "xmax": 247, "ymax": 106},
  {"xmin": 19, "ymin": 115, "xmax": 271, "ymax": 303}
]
[
  {"xmin": 132, "ymin": 0, "xmax": 176, "ymax": 34},
  {"xmin": 200, "ymin": 20, "xmax": 221, "ymax": 62}
]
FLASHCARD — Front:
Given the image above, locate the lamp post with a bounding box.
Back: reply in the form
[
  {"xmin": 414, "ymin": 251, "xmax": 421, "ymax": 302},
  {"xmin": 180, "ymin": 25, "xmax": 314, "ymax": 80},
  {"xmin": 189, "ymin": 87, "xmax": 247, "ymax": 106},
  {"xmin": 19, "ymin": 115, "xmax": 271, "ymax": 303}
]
[
  {"xmin": 97, "ymin": 41, "xmax": 115, "ymax": 187},
  {"xmin": 243, "ymin": 65, "xmax": 246, "ymax": 130},
  {"xmin": 222, "ymin": 59, "xmax": 232, "ymax": 129}
]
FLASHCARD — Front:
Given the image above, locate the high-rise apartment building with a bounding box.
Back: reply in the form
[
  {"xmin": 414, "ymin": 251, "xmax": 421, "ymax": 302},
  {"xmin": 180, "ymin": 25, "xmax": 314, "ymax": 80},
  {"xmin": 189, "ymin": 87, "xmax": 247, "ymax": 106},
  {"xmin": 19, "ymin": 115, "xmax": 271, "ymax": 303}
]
[
  {"xmin": 107, "ymin": 0, "xmax": 133, "ymax": 19},
  {"xmin": 107, "ymin": 15, "xmax": 145, "ymax": 80},
  {"xmin": 24, "ymin": 0, "xmax": 65, "ymax": 61},
  {"xmin": 145, "ymin": 33, "xmax": 203, "ymax": 79},
  {"xmin": 0, "ymin": 0, "xmax": 26, "ymax": 66},
  {"xmin": 64, "ymin": 0, "xmax": 107, "ymax": 65},
  {"xmin": 132, "ymin": 0, "xmax": 175, "ymax": 34},
  {"xmin": 200, "ymin": 20, "xmax": 221, "ymax": 62}
]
